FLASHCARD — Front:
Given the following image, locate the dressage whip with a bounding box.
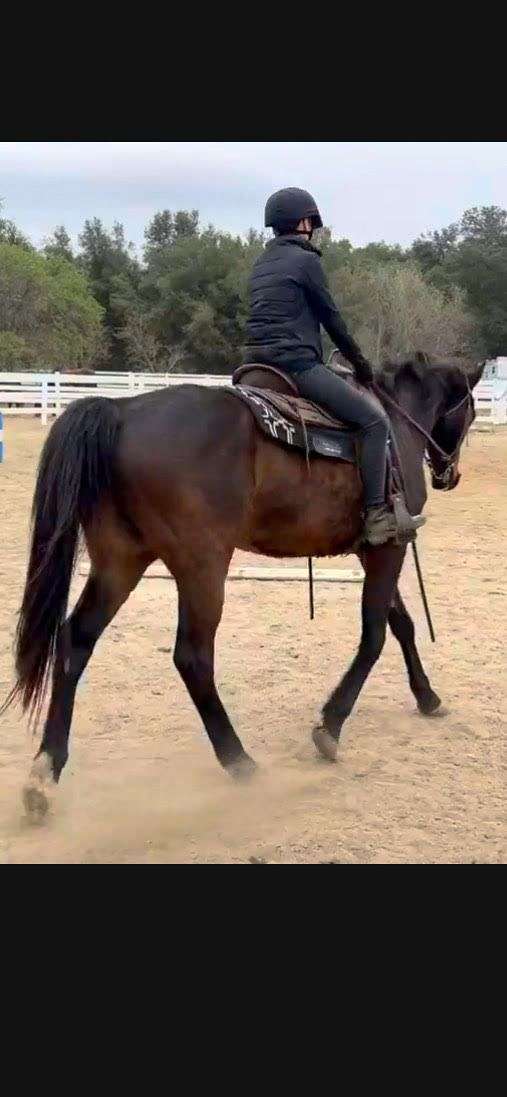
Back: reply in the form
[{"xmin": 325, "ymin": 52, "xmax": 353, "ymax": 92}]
[
  {"xmin": 308, "ymin": 557, "xmax": 315, "ymax": 620},
  {"xmin": 411, "ymin": 542, "xmax": 436, "ymax": 643},
  {"xmin": 371, "ymin": 380, "xmax": 437, "ymax": 643}
]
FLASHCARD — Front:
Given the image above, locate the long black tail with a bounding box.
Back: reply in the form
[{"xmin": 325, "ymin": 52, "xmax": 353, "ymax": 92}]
[{"xmin": 2, "ymin": 397, "xmax": 121, "ymax": 723}]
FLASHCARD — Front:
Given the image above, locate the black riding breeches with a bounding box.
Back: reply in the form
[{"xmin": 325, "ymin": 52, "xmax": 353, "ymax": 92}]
[{"xmin": 295, "ymin": 363, "xmax": 389, "ymax": 508}]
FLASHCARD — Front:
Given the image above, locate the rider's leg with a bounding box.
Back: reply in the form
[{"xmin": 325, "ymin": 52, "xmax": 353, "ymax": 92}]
[{"xmin": 295, "ymin": 363, "xmax": 421, "ymax": 545}]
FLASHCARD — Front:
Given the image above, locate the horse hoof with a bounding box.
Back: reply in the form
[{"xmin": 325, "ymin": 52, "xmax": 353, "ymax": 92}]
[
  {"xmin": 229, "ymin": 754, "xmax": 257, "ymax": 782},
  {"xmin": 22, "ymin": 753, "xmax": 55, "ymax": 823},
  {"xmin": 312, "ymin": 726, "xmax": 338, "ymax": 763},
  {"xmin": 421, "ymin": 704, "xmax": 450, "ymax": 719},
  {"xmin": 417, "ymin": 696, "xmax": 450, "ymax": 718},
  {"xmin": 22, "ymin": 782, "xmax": 50, "ymax": 823}
]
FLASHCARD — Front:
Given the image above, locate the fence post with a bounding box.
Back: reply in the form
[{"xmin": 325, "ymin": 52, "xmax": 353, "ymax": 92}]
[
  {"xmin": 494, "ymin": 388, "xmax": 507, "ymax": 424},
  {"xmin": 41, "ymin": 377, "xmax": 48, "ymax": 426},
  {"xmin": 54, "ymin": 371, "xmax": 61, "ymax": 415}
]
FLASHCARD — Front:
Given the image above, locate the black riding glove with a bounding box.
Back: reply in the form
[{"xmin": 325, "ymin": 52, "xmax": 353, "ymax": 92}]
[{"xmin": 354, "ymin": 358, "xmax": 374, "ymax": 387}]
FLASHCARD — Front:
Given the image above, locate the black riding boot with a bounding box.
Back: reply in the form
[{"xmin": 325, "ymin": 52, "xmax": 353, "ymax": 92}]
[
  {"xmin": 363, "ymin": 504, "xmax": 397, "ymax": 545},
  {"xmin": 363, "ymin": 502, "xmax": 425, "ymax": 545}
]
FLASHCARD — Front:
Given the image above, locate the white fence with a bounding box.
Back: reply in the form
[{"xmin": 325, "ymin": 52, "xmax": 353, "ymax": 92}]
[
  {"xmin": 0, "ymin": 369, "xmax": 506, "ymax": 428},
  {"xmin": 471, "ymin": 379, "xmax": 507, "ymax": 429},
  {"xmin": 0, "ymin": 371, "xmax": 231, "ymax": 425}
]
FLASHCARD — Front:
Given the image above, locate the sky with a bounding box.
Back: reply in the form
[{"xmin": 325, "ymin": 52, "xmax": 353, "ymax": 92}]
[{"xmin": 1, "ymin": 141, "xmax": 506, "ymax": 254}]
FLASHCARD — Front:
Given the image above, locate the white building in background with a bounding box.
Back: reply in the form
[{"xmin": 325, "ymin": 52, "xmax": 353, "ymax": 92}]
[
  {"xmin": 473, "ymin": 357, "xmax": 507, "ymax": 426},
  {"xmin": 483, "ymin": 357, "xmax": 507, "ymax": 381}
]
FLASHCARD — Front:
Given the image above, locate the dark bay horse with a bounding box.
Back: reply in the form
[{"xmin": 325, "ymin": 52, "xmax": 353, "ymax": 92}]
[{"xmin": 3, "ymin": 358, "xmax": 484, "ymax": 818}]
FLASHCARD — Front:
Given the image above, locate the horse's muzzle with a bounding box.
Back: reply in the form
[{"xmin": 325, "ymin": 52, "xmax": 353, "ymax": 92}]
[{"xmin": 431, "ymin": 468, "xmax": 461, "ymax": 491}]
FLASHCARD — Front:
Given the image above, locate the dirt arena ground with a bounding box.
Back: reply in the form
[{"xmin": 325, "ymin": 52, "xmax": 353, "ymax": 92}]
[{"xmin": 0, "ymin": 417, "xmax": 505, "ymax": 864}]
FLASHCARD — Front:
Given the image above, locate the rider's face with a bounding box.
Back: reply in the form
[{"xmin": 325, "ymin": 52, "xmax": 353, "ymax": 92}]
[{"xmin": 296, "ymin": 217, "xmax": 313, "ymax": 238}]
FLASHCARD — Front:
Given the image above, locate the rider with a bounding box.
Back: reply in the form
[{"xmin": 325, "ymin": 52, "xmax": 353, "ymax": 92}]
[{"xmin": 243, "ymin": 187, "xmax": 423, "ymax": 545}]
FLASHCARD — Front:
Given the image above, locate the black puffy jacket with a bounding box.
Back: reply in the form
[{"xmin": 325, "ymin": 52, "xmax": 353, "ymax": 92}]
[{"xmin": 243, "ymin": 235, "xmax": 370, "ymax": 376}]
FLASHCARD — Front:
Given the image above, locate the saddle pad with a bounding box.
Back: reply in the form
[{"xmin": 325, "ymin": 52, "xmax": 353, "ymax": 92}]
[
  {"xmin": 230, "ymin": 385, "xmax": 358, "ymax": 464},
  {"xmin": 236, "ymin": 383, "xmax": 351, "ymax": 431}
]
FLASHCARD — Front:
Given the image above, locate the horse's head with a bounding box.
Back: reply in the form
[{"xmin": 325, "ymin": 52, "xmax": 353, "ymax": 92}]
[
  {"xmin": 376, "ymin": 357, "xmax": 487, "ymax": 514},
  {"xmin": 427, "ymin": 361, "xmax": 485, "ymax": 491}
]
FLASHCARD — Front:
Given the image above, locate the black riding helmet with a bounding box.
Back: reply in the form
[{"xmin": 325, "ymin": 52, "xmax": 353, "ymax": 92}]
[{"xmin": 264, "ymin": 187, "xmax": 323, "ymax": 233}]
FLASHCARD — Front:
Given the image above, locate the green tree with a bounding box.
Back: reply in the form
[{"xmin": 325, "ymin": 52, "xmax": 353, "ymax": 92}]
[
  {"xmin": 460, "ymin": 205, "xmax": 507, "ymax": 244},
  {"xmin": 443, "ymin": 242, "xmax": 507, "ymax": 356},
  {"xmin": 143, "ymin": 209, "xmax": 199, "ymax": 263},
  {"xmin": 410, "ymin": 206, "xmax": 507, "ymax": 355},
  {"xmin": 78, "ymin": 218, "xmax": 141, "ymax": 367},
  {"xmin": 141, "ymin": 217, "xmax": 250, "ymax": 372},
  {"xmin": 117, "ymin": 310, "xmax": 184, "ymax": 372},
  {"xmin": 0, "ymin": 243, "xmax": 103, "ymax": 369},
  {"xmin": 354, "ymin": 241, "xmax": 407, "ymax": 267},
  {"xmin": 409, "ymin": 225, "xmax": 460, "ymax": 274},
  {"xmin": 329, "ymin": 261, "xmax": 475, "ymax": 364},
  {"xmin": 446, "ymin": 207, "xmax": 507, "ymax": 354},
  {"xmin": 0, "ymin": 201, "xmax": 32, "ymax": 250},
  {"xmin": 0, "ymin": 331, "xmax": 34, "ymax": 368},
  {"xmin": 321, "ymin": 239, "xmax": 354, "ymax": 283},
  {"xmin": 42, "ymin": 225, "xmax": 74, "ymax": 263}
]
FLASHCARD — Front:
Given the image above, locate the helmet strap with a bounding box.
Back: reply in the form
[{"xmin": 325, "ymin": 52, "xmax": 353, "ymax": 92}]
[{"xmin": 294, "ymin": 226, "xmax": 313, "ymax": 242}]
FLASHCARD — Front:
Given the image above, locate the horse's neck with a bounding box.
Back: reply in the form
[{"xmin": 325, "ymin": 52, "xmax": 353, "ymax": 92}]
[
  {"xmin": 392, "ymin": 381, "xmax": 438, "ymax": 455},
  {"xmin": 387, "ymin": 383, "xmax": 437, "ymax": 514},
  {"xmin": 399, "ymin": 382, "xmax": 436, "ymax": 431}
]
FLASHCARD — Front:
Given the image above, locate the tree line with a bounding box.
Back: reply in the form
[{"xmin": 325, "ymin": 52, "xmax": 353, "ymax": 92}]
[{"xmin": 1, "ymin": 200, "xmax": 506, "ymax": 373}]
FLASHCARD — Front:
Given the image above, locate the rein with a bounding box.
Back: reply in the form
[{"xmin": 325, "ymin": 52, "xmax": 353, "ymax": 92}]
[{"xmin": 373, "ymin": 379, "xmax": 473, "ymax": 488}]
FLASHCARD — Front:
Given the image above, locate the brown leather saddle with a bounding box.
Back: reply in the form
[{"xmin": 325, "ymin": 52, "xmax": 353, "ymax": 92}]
[{"xmin": 230, "ymin": 363, "xmax": 364, "ymax": 464}]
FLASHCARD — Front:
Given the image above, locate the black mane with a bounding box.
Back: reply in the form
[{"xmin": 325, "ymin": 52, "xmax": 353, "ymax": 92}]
[
  {"xmin": 377, "ymin": 358, "xmax": 432, "ymax": 396},
  {"xmin": 376, "ymin": 355, "xmax": 477, "ymax": 399}
]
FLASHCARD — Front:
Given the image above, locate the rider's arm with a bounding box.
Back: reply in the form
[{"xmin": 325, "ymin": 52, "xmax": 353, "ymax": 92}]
[{"xmin": 303, "ymin": 255, "xmax": 373, "ymax": 384}]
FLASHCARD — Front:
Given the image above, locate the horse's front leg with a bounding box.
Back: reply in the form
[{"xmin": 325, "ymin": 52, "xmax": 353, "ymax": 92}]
[
  {"xmin": 313, "ymin": 543, "xmax": 405, "ymax": 762},
  {"xmin": 388, "ymin": 588, "xmax": 446, "ymax": 716}
]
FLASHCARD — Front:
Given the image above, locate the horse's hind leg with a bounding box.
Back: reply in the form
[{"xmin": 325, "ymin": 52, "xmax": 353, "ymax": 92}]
[
  {"xmin": 169, "ymin": 551, "xmax": 256, "ymax": 779},
  {"xmin": 388, "ymin": 588, "xmax": 445, "ymax": 716},
  {"xmin": 23, "ymin": 552, "xmax": 150, "ymax": 821}
]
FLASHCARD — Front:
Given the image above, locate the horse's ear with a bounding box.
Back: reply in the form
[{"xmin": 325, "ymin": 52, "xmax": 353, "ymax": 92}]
[
  {"xmin": 408, "ymin": 356, "xmax": 433, "ymax": 397},
  {"xmin": 468, "ymin": 360, "xmax": 487, "ymax": 389},
  {"xmin": 439, "ymin": 362, "xmax": 470, "ymax": 395}
]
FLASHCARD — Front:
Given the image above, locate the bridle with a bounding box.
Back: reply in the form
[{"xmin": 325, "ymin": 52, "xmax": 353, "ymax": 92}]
[
  {"xmin": 425, "ymin": 385, "xmax": 474, "ymax": 488},
  {"xmin": 373, "ymin": 377, "xmax": 474, "ymax": 491}
]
